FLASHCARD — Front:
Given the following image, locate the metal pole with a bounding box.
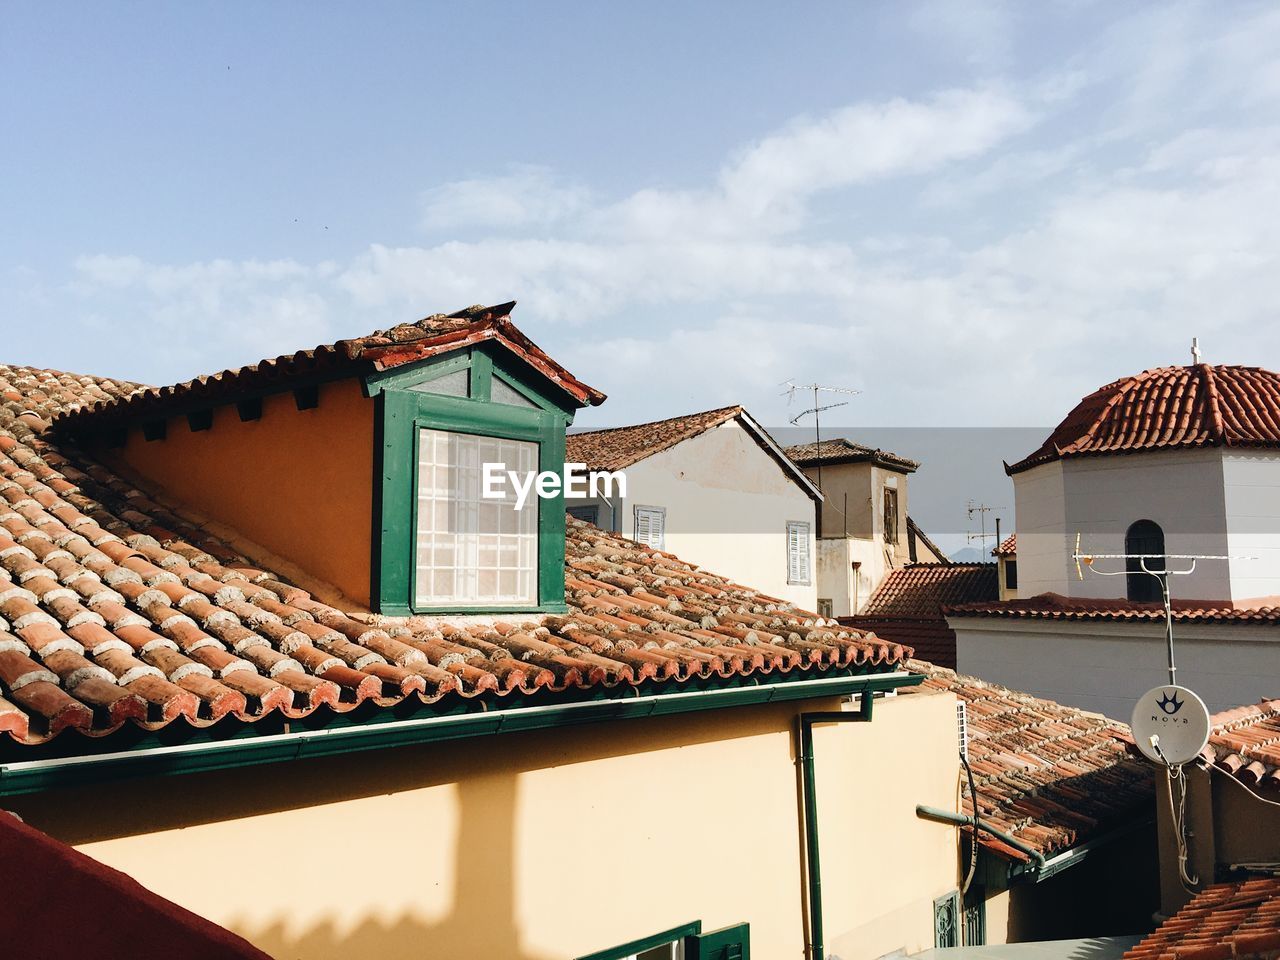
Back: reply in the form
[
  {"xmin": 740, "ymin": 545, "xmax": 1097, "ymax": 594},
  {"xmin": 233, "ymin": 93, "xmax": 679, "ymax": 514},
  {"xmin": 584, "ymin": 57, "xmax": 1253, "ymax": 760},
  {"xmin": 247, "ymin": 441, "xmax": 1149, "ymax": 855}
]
[{"xmin": 1160, "ymin": 572, "xmax": 1176, "ymax": 686}]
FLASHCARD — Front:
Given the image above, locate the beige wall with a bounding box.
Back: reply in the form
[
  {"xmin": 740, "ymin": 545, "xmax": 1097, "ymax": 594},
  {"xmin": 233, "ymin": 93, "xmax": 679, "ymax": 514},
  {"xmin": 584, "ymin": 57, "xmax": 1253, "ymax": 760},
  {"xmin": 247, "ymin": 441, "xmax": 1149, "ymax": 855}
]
[
  {"xmin": 12, "ymin": 689, "xmax": 959, "ymax": 960},
  {"xmin": 799, "ymin": 461, "xmax": 914, "ymax": 618},
  {"xmin": 579, "ymin": 420, "xmax": 820, "ymax": 609}
]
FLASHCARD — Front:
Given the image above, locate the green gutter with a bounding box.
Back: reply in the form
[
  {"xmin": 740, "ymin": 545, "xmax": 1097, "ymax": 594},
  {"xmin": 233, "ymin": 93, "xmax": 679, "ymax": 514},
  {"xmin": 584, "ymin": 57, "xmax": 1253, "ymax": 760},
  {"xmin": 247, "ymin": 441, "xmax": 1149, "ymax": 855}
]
[
  {"xmin": 797, "ymin": 678, "xmax": 927, "ymax": 960},
  {"xmin": 0, "ymin": 670, "xmax": 920, "ymax": 797},
  {"xmin": 915, "ymin": 805, "xmax": 1048, "ymax": 872}
]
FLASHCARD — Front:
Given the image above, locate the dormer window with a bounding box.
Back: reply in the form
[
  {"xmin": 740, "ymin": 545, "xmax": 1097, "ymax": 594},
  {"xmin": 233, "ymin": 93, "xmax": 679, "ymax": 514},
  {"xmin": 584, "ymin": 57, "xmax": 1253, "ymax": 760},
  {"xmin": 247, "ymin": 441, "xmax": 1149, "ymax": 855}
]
[{"xmin": 372, "ymin": 344, "xmax": 583, "ymax": 616}]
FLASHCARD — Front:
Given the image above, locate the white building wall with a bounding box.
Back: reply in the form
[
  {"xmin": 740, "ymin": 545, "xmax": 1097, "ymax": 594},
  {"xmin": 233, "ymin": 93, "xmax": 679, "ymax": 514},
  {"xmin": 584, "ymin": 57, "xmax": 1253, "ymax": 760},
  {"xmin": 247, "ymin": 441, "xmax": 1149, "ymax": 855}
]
[
  {"xmin": 953, "ymin": 616, "xmax": 1280, "ymax": 720},
  {"xmin": 1015, "ymin": 449, "xmax": 1234, "ymax": 601},
  {"xmin": 1012, "ymin": 460, "xmax": 1069, "ymax": 597},
  {"xmin": 1223, "ymin": 451, "xmax": 1280, "ymax": 600},
  {"xmin": 570, "ymin": 421, "xmax": 819, "ymax": 609}
]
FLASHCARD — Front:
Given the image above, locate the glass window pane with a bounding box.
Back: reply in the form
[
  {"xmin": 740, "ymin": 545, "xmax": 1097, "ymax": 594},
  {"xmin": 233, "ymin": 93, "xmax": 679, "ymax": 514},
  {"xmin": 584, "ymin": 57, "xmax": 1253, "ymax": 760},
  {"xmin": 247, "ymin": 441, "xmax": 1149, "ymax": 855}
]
[{"xmin": 415, "ymin": 428, "xmax": 539, "ymax": 607}]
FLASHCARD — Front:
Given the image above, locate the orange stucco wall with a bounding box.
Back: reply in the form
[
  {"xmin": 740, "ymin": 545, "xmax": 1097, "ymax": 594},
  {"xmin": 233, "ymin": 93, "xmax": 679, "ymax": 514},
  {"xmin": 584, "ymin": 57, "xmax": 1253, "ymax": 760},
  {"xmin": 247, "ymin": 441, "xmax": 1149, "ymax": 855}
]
[{"xmin": 103, "ymin": 379, "xmax": 374, "ymax": 603}]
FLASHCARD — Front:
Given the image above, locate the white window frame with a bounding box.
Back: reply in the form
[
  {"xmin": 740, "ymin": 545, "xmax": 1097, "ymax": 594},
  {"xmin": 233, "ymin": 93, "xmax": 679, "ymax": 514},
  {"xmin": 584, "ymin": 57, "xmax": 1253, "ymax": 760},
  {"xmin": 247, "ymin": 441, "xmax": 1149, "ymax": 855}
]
[
  {"xmin": 414, "ymin": 428, "xmax": 539, "ymax": 608},
  {"xmin": 787, "ymin": 520, "xmax": 812, "ymax": 585},
  {"xmin": 633, "ymin": 505, "xmax": 666, "ymax": 550}
]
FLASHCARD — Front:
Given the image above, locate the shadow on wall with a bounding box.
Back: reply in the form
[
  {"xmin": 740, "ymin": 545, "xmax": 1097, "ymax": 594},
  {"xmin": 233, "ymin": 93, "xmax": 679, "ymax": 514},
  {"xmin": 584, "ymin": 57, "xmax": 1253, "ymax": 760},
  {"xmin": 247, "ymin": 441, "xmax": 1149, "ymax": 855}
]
[{"xmin": 228, "ymin": 774, "xmax": 556, "ymax": 960}]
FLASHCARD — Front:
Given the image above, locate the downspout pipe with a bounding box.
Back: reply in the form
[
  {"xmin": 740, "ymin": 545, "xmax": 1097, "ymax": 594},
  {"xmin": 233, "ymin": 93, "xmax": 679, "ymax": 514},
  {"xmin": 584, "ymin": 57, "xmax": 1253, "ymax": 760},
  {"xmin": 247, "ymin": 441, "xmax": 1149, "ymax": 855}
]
[
  {"xmin": 798, "ymin": 692, "xmax": 883, "ymax": 960},
  {"xmin": 915, "ymin": 804, "xmax": 1047, "ymax": 872}
]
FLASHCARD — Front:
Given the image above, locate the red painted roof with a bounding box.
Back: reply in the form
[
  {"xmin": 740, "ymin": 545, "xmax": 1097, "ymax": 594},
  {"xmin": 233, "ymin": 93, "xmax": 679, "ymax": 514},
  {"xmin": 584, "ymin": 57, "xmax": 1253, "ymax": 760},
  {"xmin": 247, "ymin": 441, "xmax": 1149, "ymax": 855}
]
[
  {"xmin": 0, "ymin": 811, "xmax": 270, "ymax": 959},
  {"xmin": 1123, "ymin": 876, "xmax": 1280, "ymax": 960},
  {"xmin": 1208, "ymin": 699, "xmax": 1280, "ymax": 789},
  {"xmin": 0, "ymin": 377, "xmax": 907, "ymax": 747},
  {"xmin": 52, "ymin": 303, "xmax": 605, "ymax": 432},
  {"xmin": 949, "ymin": 593, "xmax": 1280, "ymax": 625},
  {"xmin": 908, "ymin": 660, "xmax": 1152, "ymax": 862},
  {"xmin": 1009, "ymin": 364, "xmax": 1280, "ymax": 474}
]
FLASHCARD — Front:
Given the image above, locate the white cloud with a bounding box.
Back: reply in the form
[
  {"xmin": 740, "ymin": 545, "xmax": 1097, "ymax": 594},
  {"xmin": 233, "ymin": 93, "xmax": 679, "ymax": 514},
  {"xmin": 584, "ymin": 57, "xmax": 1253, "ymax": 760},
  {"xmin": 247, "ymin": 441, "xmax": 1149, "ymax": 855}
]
[
  {"xmin": 420, "ymin": 166, "xmax": 590, "ymax": 232},
  {"xmin": 55, "ymin": 7, "xmax": 1280, "ymax": 431}
]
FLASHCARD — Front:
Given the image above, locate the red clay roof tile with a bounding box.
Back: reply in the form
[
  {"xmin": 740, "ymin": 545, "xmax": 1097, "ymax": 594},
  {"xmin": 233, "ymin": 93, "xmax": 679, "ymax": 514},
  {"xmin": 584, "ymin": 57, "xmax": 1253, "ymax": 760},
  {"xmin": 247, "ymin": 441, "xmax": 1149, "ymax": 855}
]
[
  {"xmin": 950, "ymin": 593, "xmax": 1280, "ymax": 625},
  {"xmin": 50, "ymin": 303, "xmax": 605, "ymax": 433},
  {"xmin": 567, "ymin": 405, "xmax": 744, "ymax": 471},
  {"xmin": 784, "ymin": 437, "xmax": 919, "ymax": 471},
  {"xmin": 0, "ymin": 377, "xmax": 908, "ymax": 747},
  {"xmin": 906, "ymin": 659, "xmax": 1153, "ymax": 861},
  {"xmin": 1122, "ymin": 877, "xmax": 1280, "ymax": 960},
  {"xmin": 1009, "ymin": 364, "xmax": 1280, "ymax": 474}
]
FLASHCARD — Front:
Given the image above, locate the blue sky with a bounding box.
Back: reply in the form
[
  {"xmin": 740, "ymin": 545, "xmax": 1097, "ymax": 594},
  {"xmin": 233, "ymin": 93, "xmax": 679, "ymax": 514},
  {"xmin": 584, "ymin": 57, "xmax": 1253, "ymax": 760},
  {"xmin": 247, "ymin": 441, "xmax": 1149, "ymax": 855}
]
[{"xmin": 4, "ymin": 1, "xmax": 1280, "ymax": 545}]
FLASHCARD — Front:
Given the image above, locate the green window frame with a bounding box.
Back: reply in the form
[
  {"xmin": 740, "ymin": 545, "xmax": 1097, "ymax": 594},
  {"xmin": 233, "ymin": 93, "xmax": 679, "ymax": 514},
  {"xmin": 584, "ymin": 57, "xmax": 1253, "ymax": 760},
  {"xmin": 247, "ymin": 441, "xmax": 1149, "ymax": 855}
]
[
  {"xmin": 369, "ymin": 344, "xmax": 576, "ymax": 615},
  {"xmin": 576, "ymin": 921, "xmax": 750, "ymax": 960}
]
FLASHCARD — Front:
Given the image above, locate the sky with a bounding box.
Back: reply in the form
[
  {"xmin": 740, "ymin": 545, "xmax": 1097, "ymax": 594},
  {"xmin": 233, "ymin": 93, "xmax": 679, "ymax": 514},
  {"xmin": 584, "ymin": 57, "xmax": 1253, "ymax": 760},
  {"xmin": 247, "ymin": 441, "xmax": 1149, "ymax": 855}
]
[{"xmin": 4, "ymin": 1, "xmax": 1280, "ymax": 549}]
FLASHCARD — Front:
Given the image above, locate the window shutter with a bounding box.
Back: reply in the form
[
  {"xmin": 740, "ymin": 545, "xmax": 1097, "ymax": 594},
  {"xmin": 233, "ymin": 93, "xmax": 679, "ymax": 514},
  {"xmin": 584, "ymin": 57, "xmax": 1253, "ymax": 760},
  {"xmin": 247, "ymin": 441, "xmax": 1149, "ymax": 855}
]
[
  {"xmin": 688, "ymin": 923, "xmax": 749, "ymax": 960},
  {"xmin": 634, "ymin": 506, "xmax": 665, "ymax": 550},
  {"xmin": 787, "ymin": 521, "xmax": 810, "ymax": 584}
]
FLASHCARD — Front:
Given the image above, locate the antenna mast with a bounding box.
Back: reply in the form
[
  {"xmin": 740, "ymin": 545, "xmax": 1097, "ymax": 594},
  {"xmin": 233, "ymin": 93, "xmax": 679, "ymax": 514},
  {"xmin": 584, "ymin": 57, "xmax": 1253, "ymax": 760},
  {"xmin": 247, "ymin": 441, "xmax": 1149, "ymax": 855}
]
[
  {"xmin": 782, "ymin": 381, "xmax": 861, "ymax": 498},
  {"xmin": 965, "ymin": 500, "xmax": 1003, "ymax": 555}
]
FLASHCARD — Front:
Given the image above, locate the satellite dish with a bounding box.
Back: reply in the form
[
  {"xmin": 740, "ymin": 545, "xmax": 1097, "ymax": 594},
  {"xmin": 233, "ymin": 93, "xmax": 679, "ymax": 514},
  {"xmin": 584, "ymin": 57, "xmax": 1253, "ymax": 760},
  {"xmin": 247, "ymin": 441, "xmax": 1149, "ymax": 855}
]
[{"xmin": 1131, "ymin": 684, "xmax": 1211, "ymax": 766}]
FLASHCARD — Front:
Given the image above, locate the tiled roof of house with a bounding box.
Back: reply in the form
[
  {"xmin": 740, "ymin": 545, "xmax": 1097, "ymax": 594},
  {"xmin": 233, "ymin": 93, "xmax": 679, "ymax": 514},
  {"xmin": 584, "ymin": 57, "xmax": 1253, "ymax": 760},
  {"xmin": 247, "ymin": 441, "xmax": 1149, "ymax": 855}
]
[
  {"xmin": 567, "ymin": 405, "xmax": 744, "ymax": 471},
  {"xmin": 994, "ymin": 533, "xmax": 1016, "ymax": 557},
  {"xmin": 949, "ymin": 593, "xmax": 1280, "ymax": 625},
  {"xmin": 1, "ymin": 365, "xmax": 145, "ymax": 434},
  {"xmin": 1122, "ymin": 876, "xmax": 1280, "ymax": 960},
  {"xmin": 1208, "ymin": 699, "xmax": 1280, "ymax": 789},
  {"xmin": 0, "ymin": 811, "xmax": 270, "ymax": 959},
  {"xmin": 783, "ymin": 437, "xmax": 919, "ymax": 472},
  {"xmin": 845, "ymin": 563, "xmax": 998, "ymax": 669},
  {"xmin": 569, "ymin": 404, "xmax": 822, "ymax": 500},
  {"xmin": 1008, "ymin": 364, "xmax": 1280, "ymax": 474},
  {"xmin": 0, "ymin": 385, "xmax": 907, "ymax": 746},
  {"xmin": 861, "ymin": 563, "xmax": 999, "ymax": 619},
  {"xmin": 908, "ymin": 660, "xmax": 1153, "ymax": 862},
  {"xmin": 853, "ymin": 619, "xmax": 956, "ymax": 668},
  {"xmin": 52, "ymin": 303, "xmax": 605, "ymax": 431}
]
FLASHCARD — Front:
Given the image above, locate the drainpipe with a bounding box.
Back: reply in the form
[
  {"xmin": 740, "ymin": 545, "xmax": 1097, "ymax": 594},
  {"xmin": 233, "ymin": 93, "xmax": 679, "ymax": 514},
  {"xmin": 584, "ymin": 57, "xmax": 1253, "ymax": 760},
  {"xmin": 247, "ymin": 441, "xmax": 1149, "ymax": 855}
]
[
  {"xmin": 915, "ymin": 805, "xmax": 1047, "ymax": 872},
  {"xmin": 797, "ymin": 693, "xmax": 877, "ymax": 960}
]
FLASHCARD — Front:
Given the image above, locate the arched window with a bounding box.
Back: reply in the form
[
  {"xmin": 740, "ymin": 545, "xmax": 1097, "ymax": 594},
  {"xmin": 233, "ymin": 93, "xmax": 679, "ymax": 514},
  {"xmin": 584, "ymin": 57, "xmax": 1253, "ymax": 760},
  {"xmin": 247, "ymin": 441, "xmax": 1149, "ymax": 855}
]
[{"xmin": 1125, "ymin": 519, "xmax": 1166, "ymax": 603}]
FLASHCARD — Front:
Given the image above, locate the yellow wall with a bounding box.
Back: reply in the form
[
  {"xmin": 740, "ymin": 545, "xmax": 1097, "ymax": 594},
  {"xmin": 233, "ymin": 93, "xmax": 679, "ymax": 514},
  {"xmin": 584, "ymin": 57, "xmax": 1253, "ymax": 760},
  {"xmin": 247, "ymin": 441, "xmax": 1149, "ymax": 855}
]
[
  {"xmin": 103, "ymin": 379, "xmax": 374, "ymax": 603},
  {"xmin": 12, "ymin": 690, "xmax": 960, "ymax": 960}
]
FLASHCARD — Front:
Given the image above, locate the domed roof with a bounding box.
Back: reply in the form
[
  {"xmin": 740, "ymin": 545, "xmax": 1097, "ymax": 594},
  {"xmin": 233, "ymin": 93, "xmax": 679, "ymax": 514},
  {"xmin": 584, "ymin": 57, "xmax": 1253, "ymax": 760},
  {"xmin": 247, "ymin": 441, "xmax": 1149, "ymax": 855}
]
[{"xmin": 1007, "ymin": 364, "xmax": 1280, "ymax": 474}]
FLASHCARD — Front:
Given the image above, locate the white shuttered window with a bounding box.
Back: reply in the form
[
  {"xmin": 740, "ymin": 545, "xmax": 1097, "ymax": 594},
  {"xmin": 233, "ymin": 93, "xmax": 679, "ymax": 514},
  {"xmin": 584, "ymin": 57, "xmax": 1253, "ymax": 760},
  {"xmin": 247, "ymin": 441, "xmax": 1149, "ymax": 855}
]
[
  {"xmin": 787, "ymin": 521, "xmax": 811, "ymax": 585},
  {"xmin": 633, "ymin": 505, "xmax": 666, "ymax": 550}
]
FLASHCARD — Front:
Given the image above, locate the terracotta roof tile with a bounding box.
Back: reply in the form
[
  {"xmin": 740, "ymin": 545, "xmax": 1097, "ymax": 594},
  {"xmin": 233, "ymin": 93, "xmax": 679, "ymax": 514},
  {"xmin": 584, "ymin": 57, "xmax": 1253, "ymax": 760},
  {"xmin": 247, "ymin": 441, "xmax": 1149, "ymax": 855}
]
[
  {"xmin": 1122, "ymin": 877, "xmax": 1280, "ymax": 960},
  {"xmin": 784, "ymin": 437, "xmax": 919, "ymax": 472},
  {"xmin": 907, "ymin": 659, "xmax": 1153, "ymax": 861},
  {"xmin": 846, "ymin": 564, "xmax": 998, "ymax": 669},
  {"xmin": 994, "ymin": 533, "xmax": 1016, "ymax": 557},
  {"xmin": 1009, "ymin": 364, "xmax": 1280, "ymax": 474},
  {"xmin": 567, "ymin": 405, "xmax": 744, "ymax": 471},
  {"xmin": 950, "ymin": 593, "xmax": 1280, "ymax": 625},
  {"xmin": 1207, "ymin": 699, "xmax": 1280, "ymax": 789},
  {"xmin": 0, "ymin": 365, "xmax": 146, "ymax": 433},
  {"xmin": 859, "ymin": 563, "xmax": 999, "ymax": 619},
  {"xmin": 52, "ymin": 303, "xmax": 605, "ymax": 431},
  {"xmin": 0, "ymin": 391, "xmax": 908, "ymax": 747}
]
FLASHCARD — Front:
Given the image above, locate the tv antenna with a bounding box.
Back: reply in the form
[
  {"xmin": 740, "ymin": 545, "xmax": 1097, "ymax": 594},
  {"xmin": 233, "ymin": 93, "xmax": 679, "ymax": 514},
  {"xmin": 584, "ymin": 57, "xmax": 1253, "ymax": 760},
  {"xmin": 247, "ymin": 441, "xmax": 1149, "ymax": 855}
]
[
  {"xmin": 781, "ymin": 380, "xmax": 861, "ymax": 493},
  {"xmin": 965, "ymin": 501, "xmax": 1003, "ymax": 554},
  {"xmin": 1074, "ymin": 532, "xmax": 1254, "ymax": 893},
  {"xmin": 1071, "ymin": 534, "xmax": 1256, "ymax": 687}
]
